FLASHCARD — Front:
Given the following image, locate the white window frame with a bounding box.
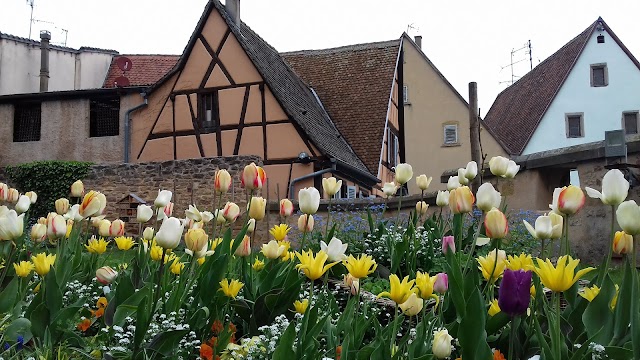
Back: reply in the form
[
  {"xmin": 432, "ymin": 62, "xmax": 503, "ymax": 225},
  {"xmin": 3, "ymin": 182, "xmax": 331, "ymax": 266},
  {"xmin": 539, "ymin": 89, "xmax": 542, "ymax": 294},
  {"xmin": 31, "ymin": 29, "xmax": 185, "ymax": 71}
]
[
  {"xmin": 403, "ymin": 85, "xmax": 410, "ymax": 104},
  {"xmin": 346, "ymin": 185, "xmax": 357, "ymax": 200},
  {"xmin": 443, "ymin": 123, "xmax": 459, "ymax": 145},
  {"xmin": 387, "ymin": 128, "xmax": 399, "ymax": 168}
]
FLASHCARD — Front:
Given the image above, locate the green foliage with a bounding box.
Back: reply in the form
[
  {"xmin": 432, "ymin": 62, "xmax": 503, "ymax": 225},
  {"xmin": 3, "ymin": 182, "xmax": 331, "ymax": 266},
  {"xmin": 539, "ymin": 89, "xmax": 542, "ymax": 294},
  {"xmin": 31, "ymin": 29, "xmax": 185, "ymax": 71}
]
[{"xmin": 6, "ymin": 160, "xmax": 92, "ymax": 219}]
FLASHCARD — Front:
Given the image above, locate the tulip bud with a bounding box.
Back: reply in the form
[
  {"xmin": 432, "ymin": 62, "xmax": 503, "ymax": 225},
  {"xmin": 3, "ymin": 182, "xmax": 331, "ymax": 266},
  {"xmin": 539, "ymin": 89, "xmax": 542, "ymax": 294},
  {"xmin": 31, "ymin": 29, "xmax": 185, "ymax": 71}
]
[
  {"xmin": 15, "ymin": 195, "xmax": 31, "ymax": 214},
  {"xmin": 299, "ymin": 187, "xmax": 320, "ymax": 215},
  {"xmin": 70, "ymin": 180, "xmax": 85, "ymax": 197},
  {"xmin": 143, "ymin": 226, "xmax": 155, "ymax": 241},
  {"xmin": 47, "ymin": 213, "xmax": 66, "ymax": 239},
  {"xmin": 298, "ymin": 214, "xmax": 314, "ymax": 232},
  {"xmin": 246, "ymin": 218, "xmax": 256, "ymax": 233},
  {"xmin": 98, "ymin": 219, "xmax": 112, "ymax": 237},
  {"xmin": 613, "ymin": 231, "xmax": 633, "ymax": 255},
  {"xmin": 394, "ymin": 163, "xmax": 413, "ymax": 185},
  {"xmin": 343, "ymin": 274, "xmax": 360, "ymax": 295},
  {"xmin": 37, "ymin": 217, "xmax": 47, "ymax": 225},
  {"xmin": 185, "ymin": 228, "xmax": 208, "ymax": 253},
  {"xmin": 80, "ymin": 191, "xmax": 103, "ymax": 218},
  {"xmin": 498, "ymin": 269, "xmax": 532, "ymax": 316},
  {"xmin": 616, "ymin": 200, "xmax": 640, "ymax": 235},
  {"xmin": 557, "ymin": 185, "xmax": 585, "ymax": 215},
  {"xmin": 214, "ymin": 209, "xmax": 226, "ymax": 224},
  {"xmin": 158, "ymin": 202, "xmax": 174, "ymax": 220},
  {"xmin": 154, "ymin": 189, "xmax": 172, "ymax": 208},
  {"xmin": 382, "ymin": 182, "xmax": 398, "ymax": 197},
  {"xmin": 155, "ymin": 217, "xmax": 184, "ymax": 249},
  {"xmin": 441, "ymin": 235, "xmax": 455, "ymax": 254},
  {"xmin": 433, "ymin": 273, "xmax": 448, "ymax": 293},
  {"xmin": 549, "ymin": 212, "xmax": 564, "ymax": 239},
  {"xmin": 55, "ymin": 198, "xmax": 70, "ymax": 215},
  {"xmin": 415, "ymin": 174, "xmax": 432, "ymax": 191},
  {"xmin": 31, "ymin": 223, "xmax": 47, "ymax": 243},
  {"xmin": 447, "ymin": 176, "xmax": 461, "ymax": 190},
  {"xmin": 137, "ymin": 204, "xmax": 153, "ymax": 223},
  {"xmin": 248, "ymin": 196, "xmax": 267, "ymax": 221},
  {"xmin": 322, "ymin": 177, "xmax": 343, "ymax": 197},
  {"xmin": 449, "ymin": 186, "xmax": 474, "ymax": 214},
  {"xmin": 91, "ymin": 215, "xmax": 105, "ymax": 228},
  {"xmin": 214, "ymin": 169, "xmax": 232, "ymax": 194},
  {"xmin": 280, "ymin": 199, "xmax": 294, "ymax": 218},
  {"xmin": 476, "ymin": 183, "xmax": 501, "ymax": 212},
  {"xmin": 432, "ymin": 329, "xmax": 453, "ymax": 359},
  {"xmin": 25, "ymin": 191, "xmax": 37, "ymax": 204},
  {"xmin": 0, "ymin": 183, "xmax": 8, "ymax": 201},
  {"xmin": 222, "ymin": 202, "xmax": 240, "ymax": 222},
  {"xmin": 241, "ymin": 162, "xmax": 266, "ymax": 190},
  {"xmin": 489, "ymin": 156, "xmax": 510, "ymax": 177},
  {"xmin": 96, "ymin": 266, "xmax": 118, "ymax": 285},
  {"xmin": 7, "ymin": 188, "xmax": 19, "ymax": 203},
  {"xmin": 435, "ymin": 190, "xmax": 449, "ymax": 207},
  {"xmin": 110, "ymin": 219, "xmax": 126, "ymax": 237},
  {"xmin": 465, "ymin": 161, "xmax": 478, "ymax": 180},
  {"xmin": 415, "ymin": 201, "xmax": 428, "ymax": 216},
  {"xmin": 234, "ymin": 235, "xmax": 251, "ymax": 257},
  {"xmin": 485, "ymin": 208, "xmax": 508, "ymax": 239},
  {"xmin": 456, "ymin": 169, "xmax": 469, "ymax": 185},
  {"xmin": 399, "ymin": 292, "xmax": 424, "ymax": 317}
]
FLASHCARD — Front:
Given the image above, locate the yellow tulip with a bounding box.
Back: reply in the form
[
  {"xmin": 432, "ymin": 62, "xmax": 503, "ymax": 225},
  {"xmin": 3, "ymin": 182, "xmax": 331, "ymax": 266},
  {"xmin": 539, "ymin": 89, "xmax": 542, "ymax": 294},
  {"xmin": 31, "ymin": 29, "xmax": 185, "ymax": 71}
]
[
  {"xmin": 55, "ymin": 198, "xmax": 70, "ymax": 215},
  {"xmin": 31, "ymin": 253, "xmax": 56, "ymax": 276},
  {"xmin": 613, "ymin": 231, "xmax": 633, "ymax": 255},
  {"xmin": 448, "ymin": 186, "xmax": 474, "ymax": 214},
  {"xmin": 477, "ymin": 249, "xmax": 507, "ymax": 283},
  {"xmin": 484, "ymin": 208, "xmax": 508, "ymax": 239},
  {"xmin": 416, "ymin": 174, "xmax": 432, "ymax": 191},
  {"xmin": 197, "ymin": 257, "xmax": 206, "ymax": 266},
  {"xmin": 377, "ymin": 274, "xmax": 415, "ymax": 305},
  {"xmin": 13, "ymin": 261, "xmax": 35, "ymax": 277},
  {"xmin": 415, "ymin": 201, "xmax": 429, "ymax": 216},
  {"xmin": 579, "ymin": 285, "xmax": 600, "ymax": 302},
  {"xmin": 185, "ymin": 228, "xmax": 208, "ymax": 253},
  {"xmin": 281, "ymin": 251, "xmax": 295, "ymax": 262},
  {"xmin": 610, "ymin": 284, "xmax": 620, "ymax": 310},
  {"xmin": 343, "ymin": 254, "xmax": 377, "ymax": 279},
  {"xmin": 506, "ymin": 253, "xmax": 534, "ymax": 271},
  {"xmin": 293, "ymin": 299, "xmax": 309, "ymax": 314},
  {"xmin": 322, "ymin": 177, "xmax": 343, "ymax": 197},
  {"xmin": 170, "ymin": 260, "xmax": 185, "ymax": 275},
  {"xmin": 114, "ymin": 236, "xmax": 136, "ymax": 251},
  {"xmin": 278, "ymin": 240, "xmax": 291, "ymax": 254},
  {"xmin": 399, "ymin": 292, "xmax": 423, "ymax": 316},
  {"xmin": 295, "ymin": 250, "xmax": 339, "ymax": 281},
  {"xmin": 415, "ymin": 271, "xmax": 438, "ymax": 302},
  {"xmin": 248, "ymin": 196, "xmax": 267, "ymax": 221},
  {"xmin": 85, "ymin": 236, "xmax": 110, "ymax": 254},
  {"xmin": 394, "ymin": 163, "xmax": 413, "ymax": 185},
  {"xmin": 252, "ymin": 259, "xmax": 265, "ymax": 271},
  {"xmin": 269, "ymin": 224, "xmax": 291, "ymax": 241},
  {"xmin": 534, "ymin": 255, "xmax": 595, "ymax": 292},
  {"xmin": 488, "ymin": 299, "xmax": 501, "ymax": 316},
  {"xmin": 219, "ymin": 278, "xmax": 244, "ymax": 299}
]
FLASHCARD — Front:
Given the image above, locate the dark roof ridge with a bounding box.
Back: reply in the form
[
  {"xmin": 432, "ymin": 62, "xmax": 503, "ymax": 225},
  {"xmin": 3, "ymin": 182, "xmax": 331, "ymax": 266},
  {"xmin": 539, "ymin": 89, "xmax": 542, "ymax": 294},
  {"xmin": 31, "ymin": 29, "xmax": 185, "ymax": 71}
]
[{"xmin": 281, "ymin": 39, "xmax": 400, "ymax": 55}]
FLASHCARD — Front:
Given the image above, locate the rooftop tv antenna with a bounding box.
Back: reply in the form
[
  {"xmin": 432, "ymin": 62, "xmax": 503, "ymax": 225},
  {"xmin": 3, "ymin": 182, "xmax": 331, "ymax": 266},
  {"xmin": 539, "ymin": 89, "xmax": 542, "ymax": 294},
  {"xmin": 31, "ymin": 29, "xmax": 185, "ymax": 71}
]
[
  {"xmin": 27, "ymin": 0, "xmax": 35, "ymax": 39},
  {"xmin": 499, "ymin": 40, "xmax": 533, "ymax": 85},
  {"xmin": 34, "ymin": 19, "xmax": 69, "ymax": 46},
  {"xmin": 406, "ymin": 23, "xmax": 420, "ymax": 34}
]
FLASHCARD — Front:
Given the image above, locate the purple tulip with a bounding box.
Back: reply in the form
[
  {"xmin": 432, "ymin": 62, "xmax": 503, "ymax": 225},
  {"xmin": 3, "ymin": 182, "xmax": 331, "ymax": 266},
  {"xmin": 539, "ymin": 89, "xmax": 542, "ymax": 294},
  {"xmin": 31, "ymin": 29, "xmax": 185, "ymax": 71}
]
[
  {"xmin": 498, "ymin": 269, "xmax": 532, "ymax": 316},
  {"xmin": 442, "ymin": 235, "xmax": 455, "ymax": 254},
  {"xmin": 434, "ymin": 272, "xmax": 449, "ymax": 293}
]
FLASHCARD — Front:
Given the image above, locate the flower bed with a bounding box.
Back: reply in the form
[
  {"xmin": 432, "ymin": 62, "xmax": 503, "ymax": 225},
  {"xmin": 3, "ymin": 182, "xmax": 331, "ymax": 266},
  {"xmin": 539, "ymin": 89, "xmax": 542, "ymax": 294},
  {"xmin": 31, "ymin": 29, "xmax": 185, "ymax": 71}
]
[{"xmin": 0, "ymin": 159, "xmax": 639, "ymax": 359}]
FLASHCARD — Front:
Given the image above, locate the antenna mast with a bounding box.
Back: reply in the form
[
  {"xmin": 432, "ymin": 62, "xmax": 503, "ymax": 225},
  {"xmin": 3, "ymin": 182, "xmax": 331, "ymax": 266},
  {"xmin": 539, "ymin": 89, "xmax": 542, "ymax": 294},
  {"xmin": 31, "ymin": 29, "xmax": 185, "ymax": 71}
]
[
  {"xmin": 27, "ymin": 0, "xmax": 35, "ymax": 39},
  {"xmin": 499, "ymin": 40, "xmax": 533, "ymax": 85}
]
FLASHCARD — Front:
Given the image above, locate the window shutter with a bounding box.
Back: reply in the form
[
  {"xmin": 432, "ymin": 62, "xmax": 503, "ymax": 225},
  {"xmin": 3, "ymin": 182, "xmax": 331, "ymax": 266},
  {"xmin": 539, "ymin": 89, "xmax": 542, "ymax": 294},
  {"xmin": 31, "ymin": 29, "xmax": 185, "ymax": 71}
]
[
  {"xmin": 347, "ymin": 186, "xmax": 357, "ymax": 199},
  {"xmin": 444, "ymin": 125, "xmax": 458, "ymax": 144},
  {"xmin": 403, "ymin": 85, "xmax": 409, "ymax": 103},
  {"xmin": 624, "ymin": 112, "xmax": 638, "ymax": 135},
  {"xmin": 567, "ymin": 116, "xmax": 582, "ymax": 137}
]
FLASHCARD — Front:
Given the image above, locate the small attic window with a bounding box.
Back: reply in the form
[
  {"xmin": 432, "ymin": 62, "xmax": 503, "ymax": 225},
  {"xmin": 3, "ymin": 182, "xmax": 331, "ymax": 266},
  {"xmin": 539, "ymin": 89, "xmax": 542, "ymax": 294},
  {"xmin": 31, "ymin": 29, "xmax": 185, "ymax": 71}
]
[{"xmin": 597, "ymin": 34, "xmax": 605, "ymax": 43}]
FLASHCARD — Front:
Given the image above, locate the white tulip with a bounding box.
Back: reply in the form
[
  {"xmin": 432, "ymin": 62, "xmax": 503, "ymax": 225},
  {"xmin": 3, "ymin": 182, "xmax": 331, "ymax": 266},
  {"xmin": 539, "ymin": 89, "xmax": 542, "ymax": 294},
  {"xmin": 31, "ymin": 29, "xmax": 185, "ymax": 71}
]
[
  {"xmin": 585, "ymin": 169, "xmax": 629, "ymax": 206},
  {"xmin": 476, "ymin": 183, "xmax": 501, "ymax": 212},
  {"xmin": 15, "ymin": 195, "xmax": 31, "ymax": 214},
  {"xmin": 382, "ymin": 182, "xmax": 398, "ymax": 197},
  {"xmin": 415, "ymin": 175, "xmax": 432, "ymax": 191},
  {"xmin": 465, "ymin": 161, "xmax": 478, "ymax": 180},
  {"xmin": 616, "ymin": 200, "xmax": 640, "ymax": 235},
  {"xmin": 65, "ymin": 204, "xmax": 84, "ymax": 222},
  {"xmin": 137, "ymin": 204, "xmax": 154, "ymax": 223},
  {"xmin": 394, "ymin": 163, "xmax": 413, "ymax": 185},
  {"xmin": 447, "ymin": 176, "xmax": 461, "ymax": 190},
  {"xmin": 201, "ymin": 211, "xmax": 214, "ymax": 223},
  {"xmin": 523, "ymin": 214, "xmax": 556, "ymax": 239},
  {"xmin": 456, "ymin": 169, "xmax": 469, "ymax": 185},
  {"xmin": 322, "ymin": 177, "xmax": 343, "ymax": 197},
  {"xmin": 489, "ymin": 156, "xmax": 510, "ymax": 177},
  {"xmin": 320, "ymin": 237, "xmax": 348, "ymax": 262},
  {"xmin": 154, "ymin": 190, "xmax": 172, "ymax": 208},
  {"xmin": 298, "ymin": 187, "xmax": 321, "ymax": 215},
  {"xmin": 155, "ymin": 217, "xmax": 184, "ymax": 249},
  {"xmin": 185, "ymin": 204, "xmax": 202, "ymax": 222},
  {"xmin": 435, "ymin": 191, "xmax": 450, "ymax": 207},
  {"xmin": 505, "ymin": 160, "xmax": 520, "ymax": 178},
  {"xmin": 0, "ymin": 210, "xmax": 25, "ymax": 240}
]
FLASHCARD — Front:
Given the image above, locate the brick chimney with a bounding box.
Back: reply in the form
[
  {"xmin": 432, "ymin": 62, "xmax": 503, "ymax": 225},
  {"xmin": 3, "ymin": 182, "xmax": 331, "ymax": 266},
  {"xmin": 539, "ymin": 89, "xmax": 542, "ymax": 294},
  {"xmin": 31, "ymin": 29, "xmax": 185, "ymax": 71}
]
[
  {"xmin": 39, "ymin": 30, "xmax": 51, "ymax": 92},
  {"xmin": 414, "ymin": 35, "xmax": 422, "ymax": 49},
  {"xmin": 226, "ymin": 0, "xmax": 240, "ymax": 27}
]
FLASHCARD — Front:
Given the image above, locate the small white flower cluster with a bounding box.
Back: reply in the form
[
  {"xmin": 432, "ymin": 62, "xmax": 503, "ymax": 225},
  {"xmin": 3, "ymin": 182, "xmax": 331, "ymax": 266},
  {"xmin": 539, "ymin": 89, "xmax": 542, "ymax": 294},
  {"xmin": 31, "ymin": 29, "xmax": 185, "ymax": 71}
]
[
  {"xmin": 254, "ymin": 314, "xmax": 291, "ymax": 356},
  {"xmin": 588, "ymin": 342, "xmax": 606, "ymax": 360},
  {"xmin": 63, "ymin": 280, "xmax": 101, "ymax": 306}
]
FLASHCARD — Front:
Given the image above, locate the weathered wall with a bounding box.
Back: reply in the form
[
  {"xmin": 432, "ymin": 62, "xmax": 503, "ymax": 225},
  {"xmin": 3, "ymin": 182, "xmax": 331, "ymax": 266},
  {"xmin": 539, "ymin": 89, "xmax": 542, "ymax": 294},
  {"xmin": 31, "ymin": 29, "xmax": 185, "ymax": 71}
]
[{"xmin": 0, "ymin": 94, "xmax": 142, "ymax": 166}]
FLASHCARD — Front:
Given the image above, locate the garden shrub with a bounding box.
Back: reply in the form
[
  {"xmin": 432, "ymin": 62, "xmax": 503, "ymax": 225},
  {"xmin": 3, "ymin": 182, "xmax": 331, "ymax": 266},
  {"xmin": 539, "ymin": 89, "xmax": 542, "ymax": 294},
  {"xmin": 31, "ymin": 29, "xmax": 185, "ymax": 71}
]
[{"xmin": 6, "ymin": 160, "xmax": 92, "ymax": 220}]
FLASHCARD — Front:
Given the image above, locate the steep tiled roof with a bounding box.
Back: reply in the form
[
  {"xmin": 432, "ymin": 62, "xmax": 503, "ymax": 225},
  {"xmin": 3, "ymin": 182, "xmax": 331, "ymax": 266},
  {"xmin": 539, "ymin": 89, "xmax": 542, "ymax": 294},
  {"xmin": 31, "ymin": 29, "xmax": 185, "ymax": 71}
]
[
  {"xmin": 103, "ymin": 55, "xmax": 179, "ymax": 88},
  {"xmin": 151, "ymin": 0, "xmax": 375, "ymax": 181},
  {"xmin": 484, "ymin": 18, "xmax": 640, "ymax": 155},
  {"xmin": 282, "ymin": 41, "xmax": 400, "ymax": 174}
]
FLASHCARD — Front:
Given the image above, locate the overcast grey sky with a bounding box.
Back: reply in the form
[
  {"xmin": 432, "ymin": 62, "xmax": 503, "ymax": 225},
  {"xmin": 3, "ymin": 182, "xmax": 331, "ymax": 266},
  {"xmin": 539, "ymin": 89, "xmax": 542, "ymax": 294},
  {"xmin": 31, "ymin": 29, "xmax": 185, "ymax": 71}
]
[{"xmin": 2, "ymin": 0, "xmax": 639, "ymax": 113}]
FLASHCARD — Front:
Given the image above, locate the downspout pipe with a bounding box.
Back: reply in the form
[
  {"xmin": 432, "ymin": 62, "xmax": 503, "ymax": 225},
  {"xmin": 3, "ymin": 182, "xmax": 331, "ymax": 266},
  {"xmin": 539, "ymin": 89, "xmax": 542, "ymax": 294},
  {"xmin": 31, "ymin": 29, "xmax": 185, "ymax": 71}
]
[
  {"xmin": 289, "ymin": 158, "xmax": 336, "ymax": 199},
  {"xmin": 124, "ymin": 94, "xmax": 148, "ymax": 163}
]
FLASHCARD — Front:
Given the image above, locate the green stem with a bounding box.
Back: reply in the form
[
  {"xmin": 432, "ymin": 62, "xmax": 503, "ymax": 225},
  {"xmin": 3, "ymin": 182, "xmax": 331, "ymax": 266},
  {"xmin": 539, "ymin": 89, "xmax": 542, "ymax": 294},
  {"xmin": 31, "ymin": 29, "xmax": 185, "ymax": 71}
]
[
  {"xmin": 509, "ymin": 316, "xmax": 517, "ymax": 360},
  {"xmin": 153, "ymin": 248, "xmax": 167, "ymax": 309},
  {"xmin": 391, "ymin": 304, "xmax": 399, "ymax": 350},
  {"xmin": 300, "ymin": 215, "xmax": 310, "ymax": 250},
  {"xmin": 395, "ymin": 192, "xmax": 403, "ymax": 228},
  {"xmin": 0, "ymin": 242, "xmax": 16, "ymax": 286},
  {"xmin": 601, "ymin": 206, "xmax": 615, "ymax": 286},
  {"xmin": 463, "ymin": 212, "xmax": 485, "ymax": 275},
  {"xmin": 554, "ymin": 292, "xmax": 562, "ymax": 360},
  {"xmin": 325, "ymin": 197, "xmax": 332, "ymax": 239}
]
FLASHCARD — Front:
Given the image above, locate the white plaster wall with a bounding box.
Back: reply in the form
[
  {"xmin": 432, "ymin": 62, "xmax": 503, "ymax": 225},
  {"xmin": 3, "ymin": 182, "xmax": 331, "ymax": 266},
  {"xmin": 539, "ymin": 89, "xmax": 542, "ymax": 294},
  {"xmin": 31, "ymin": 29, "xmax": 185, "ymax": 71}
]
[
  {"xmin": 0, "ymin": 39, "xmax": 114, "ymax": 95},
  {"xmin": 523, "ymin": 30, "xmax": 640, "ymax": 155}
]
